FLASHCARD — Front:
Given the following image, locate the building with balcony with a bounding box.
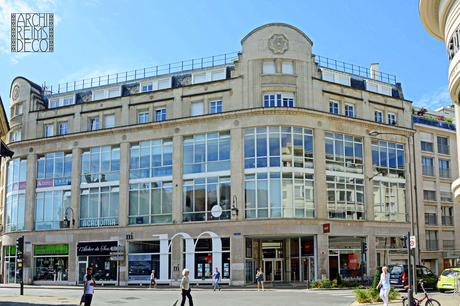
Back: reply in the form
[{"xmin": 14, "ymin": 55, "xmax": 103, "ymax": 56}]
[{"xmin": 0, "ymin": 23, "xmax": 455, "ymax": 286}]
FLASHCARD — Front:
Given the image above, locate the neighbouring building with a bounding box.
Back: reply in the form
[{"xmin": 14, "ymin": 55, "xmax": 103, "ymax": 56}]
[{"xmin": 0, "ymin": 23, "xmax": 456, "ymax": 286}]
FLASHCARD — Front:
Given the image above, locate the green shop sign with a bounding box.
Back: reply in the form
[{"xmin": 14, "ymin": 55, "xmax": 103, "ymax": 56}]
[{"xmin": 34, "ymin": 244, "xmax": 69, "ymax": 256}]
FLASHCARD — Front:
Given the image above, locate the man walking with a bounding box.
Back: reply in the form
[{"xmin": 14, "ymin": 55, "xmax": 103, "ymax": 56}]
[{"xmin": 213, "ymin": 267, "xmax": 221, "ymax": 291}]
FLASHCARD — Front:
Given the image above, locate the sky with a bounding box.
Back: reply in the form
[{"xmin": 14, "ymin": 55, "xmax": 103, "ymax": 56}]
[{"xmin": 0, "ymin": 0, "xmax": 451, "ymax": 118}]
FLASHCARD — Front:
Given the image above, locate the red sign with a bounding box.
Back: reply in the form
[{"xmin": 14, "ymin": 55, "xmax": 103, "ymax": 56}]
[
  {"xmin": 323, "ymin": 223, "xmax": 330, "ymax": 234},
  {"xmin": 205, "ymin": 255, "xmax": 212, "ymax": 264},
  {"xmin": 348, "ymin": 254, "xmax": 359, "ymax": 270}
]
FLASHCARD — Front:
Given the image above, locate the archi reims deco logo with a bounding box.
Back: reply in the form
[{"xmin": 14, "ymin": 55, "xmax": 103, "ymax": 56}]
[{"xmin": 11, "ymin": 13, "xmax": 54, "ymax": 52}]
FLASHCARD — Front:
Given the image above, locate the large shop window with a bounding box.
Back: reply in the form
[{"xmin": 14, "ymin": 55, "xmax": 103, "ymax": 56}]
[
  {"xmin": 191, "ymin": 238, "xmax": 230, "ymax": 280},
  {"xmin": 327, "ymin": 175, "xmax": 364, "ymax": 220},
  {"xmin": 371, "ymin": 141, "xmax": 405, "ymax": 178},
  {"xmin": 6, "ymin": 158, "xmax": 27, "ymax": 232},
  {"xmin": 81, "ymin": 146, "xmax": 120, "ymax": 183},
  {"xmin": 128, "ymin": 241, "xmax": 169, "ymax": 282},
  {"xmin": 129, "ymin": 182, "xmax": 172, "ymax": 224},
  {"xmin": 244, "ymin": 127, "xmax": 315, "ymax": 219},
  {"xmin": 37, "ymin": 152, "xmax": 72, "ymax": 187},
  {"xmin": 80, "ymin": 186, "xmax": 119, "ymax": 227},
  {"xmin": 77, "ymin": 241, "xmax": 118, "ymax": 283},
  {"xmin": 35, "ymin": 190, "xmax": 71, "ymax": 230},
  {"xmin": 130, "ymin": 139, "xmax": 172, "ymax": 179},
  {"xmin": 33, "ymin": 244, "xmax": 69, "ymax": 282},
  {"xmin": 183, "ymin": 176, "xmax": 231, "ymax": 222},
  {"xmin": 373, "ymin": 181, "xmax": 406, "ymax": 222},
  {"xmin": 329, "ymin": 236, "xmax": 366, "ymax": 281},
  {"xmin": 183, "ymin": 132, "xmax": 230, "ymax": 174},
  {"xmin": 4, "ymin": 246, "xmax": 18, "ymax": 284}
]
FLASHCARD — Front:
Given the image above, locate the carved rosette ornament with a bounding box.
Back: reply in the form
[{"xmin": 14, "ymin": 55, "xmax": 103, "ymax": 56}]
[
  {"xmin": 12, "ymin": 85, "xmax": 20, "ymax": 101},
  {"xmin": 268, "ymin": 34, "xmax": 289, "ymax": 54}
]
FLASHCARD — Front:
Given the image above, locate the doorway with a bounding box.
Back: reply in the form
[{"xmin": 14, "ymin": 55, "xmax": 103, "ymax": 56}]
[
  {"xmin": 263, "ymin": 259, "xmax": 283, "ymax": 282},
  {"xmin": 302, "ymin": 256, "xmax": 315, "ymax": 282},
  {"xmin": 329, "ymin": 255, "xmax": 339, "ymax": 281}
]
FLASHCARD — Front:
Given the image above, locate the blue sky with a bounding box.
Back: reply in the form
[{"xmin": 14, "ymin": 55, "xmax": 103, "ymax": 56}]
[{"xmin": 0, "ymin": 0, "xmax": 450, "ymax": 117}]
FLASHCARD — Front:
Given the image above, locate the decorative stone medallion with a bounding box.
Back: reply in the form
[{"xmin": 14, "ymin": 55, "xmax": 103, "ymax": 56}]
[
  {"xmin": 268, "ymin": 34, "xmax": 289, "ymax": 54},
  {"xmin": 12, "ymin": 85, "xmax": 20, "ymax": 101}
]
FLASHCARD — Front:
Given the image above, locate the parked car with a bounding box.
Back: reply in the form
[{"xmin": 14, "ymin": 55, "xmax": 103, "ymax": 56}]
[
  {"xmin": 437, "ymin": 267, "xmax": 460, "ymax": 292},
  {"xmin": 388, "ymin": 264, "xmax": 437, "ymax": 290}
]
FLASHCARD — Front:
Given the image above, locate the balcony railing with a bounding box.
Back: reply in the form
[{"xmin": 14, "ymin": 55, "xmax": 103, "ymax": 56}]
[
  {"xmin": 426, "ymin": 240, "xmax": 438, "ymax": 250},
  {"xmin": 44, "ymin": 52, "xmax": 239, "ymax": 96},
  {"xmin": 443, "ymin": 240, "xmax": 455, "ymax": 250},
  {"xmin": 442, "ymin": 216, "xmax": 454, "ymax": 226},
  {"xmin": 412, "ymin": 116, "xmax": 456, "ymax": 131},
  {"xmin": 314, "ymin": 55, "xmax": 397, "ymax": 84}
]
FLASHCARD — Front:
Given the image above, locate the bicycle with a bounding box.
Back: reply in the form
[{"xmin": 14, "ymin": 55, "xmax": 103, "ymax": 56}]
[{"xmin": 402, "ymin": 282, "xmax": 441, "ymax": 306}]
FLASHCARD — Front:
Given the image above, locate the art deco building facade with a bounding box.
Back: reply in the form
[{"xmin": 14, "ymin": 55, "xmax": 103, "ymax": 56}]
[{"xmin": 0, "ymin": 23, "xmax": 458, "ymax": 285}]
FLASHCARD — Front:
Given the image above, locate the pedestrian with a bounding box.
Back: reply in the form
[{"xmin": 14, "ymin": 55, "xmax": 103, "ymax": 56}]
[
  {"xmin": 377, "ymin": 266, "xmax": 390, "ymax": 306},
  {"xmin": 180, "ymin": 268, "xmax": 193, "ymax": 306},
  {"xmin": 150, "ymin": 269, "xmax": 157, "ymax": 288},
  {"xmin": 83, "ymin": 273, "xmax": 95, "ymax": 306},
  {"xmin": 212, "ymin": 267, "xmax": 221, "ymax": 291},
  {"xmin": 256, "ymin": 269, "xmax": 264, "ymax": 291}
]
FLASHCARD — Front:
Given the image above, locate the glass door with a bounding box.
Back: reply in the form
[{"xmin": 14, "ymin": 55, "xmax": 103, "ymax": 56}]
[
  {"xmin": 4, "ymin": 260, "xmax": 16, "ymax": 284},
  {"xmin": 264, "ymin": 259, "xmax": 273, "ymax": 282},
  {"xmin": 302, "ymin": 256, "xmax": 315, "ymax": 282},
  {"xmin": 78, "ymin": 260, "xmax": 88, "ymax": 283},
  {"xmin": 263, "ymin": 259, "xmax": 283, "ymax": 282}
]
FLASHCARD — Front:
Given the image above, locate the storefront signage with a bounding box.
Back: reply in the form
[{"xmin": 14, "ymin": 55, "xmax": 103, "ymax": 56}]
[
  {"xmin": 77, "ymin": 241, "xmax": 117, "ymax": 256},
  {"xmin": 323, "ymin": 223, "xmax": 330, "ymax": 234},
  {"xmin": 36, "ymin": 179, "xmax": 53, "ymax": 188},
  {"xmin": 80, "ymin": 218, "xmax": 118, "ymax": 228},
  {"xmin": 34, "ymin": 244, "xmax": 69, "ymax": 256}
]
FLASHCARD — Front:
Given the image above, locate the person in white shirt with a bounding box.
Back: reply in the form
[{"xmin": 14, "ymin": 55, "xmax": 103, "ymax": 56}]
[
  {"xmin": 83, "ymin": 273, "xmax": 95, "ymax": 306},
  {"xmin": 180, "ymin": 269, "xmax": 193, "ymax": 306},
  {"xmin": 377, "ymin": 266, "xmax": 391, "ymax": 306}
]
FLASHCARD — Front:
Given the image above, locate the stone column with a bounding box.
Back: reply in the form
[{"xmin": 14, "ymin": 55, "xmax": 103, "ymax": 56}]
[
  {"xmin": 230, "ymin": 127, "xmax": 244, "ymax": 221},
  {"xmin": 118, "ymin": 142, "xmax": 129, "ymax": 227},
  {"xmin": 367, "ymin": 233, "xmax": 376, "ymax": 277},
  {"xmin": 313, "ymin": 128, "xmax": 327, "ymax": 219},
  {"xmin": 230, "ymin": 234, "xmax": 245, "ymax": 286},
  {"xmin": 68, "ymin": 147, "xmax": 81, "ymax": 285},
  {"xmin": 316, "ymin": 234, "xmax": 329, "ymax": 280},
  {"xmin": 364, "ymin": 136, "xmax": 374, "ymax": 221},
  {"xmin": 24, "ymin": 153, "xmax": 37, "ymax": 231},
  {"xmin": 172, "ymin": 135, "xmax": 183, "ymax": 224}
]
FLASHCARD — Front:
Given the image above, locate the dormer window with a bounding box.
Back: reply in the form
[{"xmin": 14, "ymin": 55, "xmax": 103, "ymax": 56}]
[
  {"xmin": 140, "ymin": 78, "xmax": 171, "ymax": 92},
  {"xmin": 192, "ymin": 69, "xmax": 225, "ymax": 84},
  {"xmin": 321, "ymin": 69, "xmax": 351, "ymax": 86},
  {"xmin": 366, "ymin": 80, "xmax": 392, "ymax": 96},
  {"xmin": 263, "ymin": 61, "xmax": 276, "ymax": 74},
  {"xmin": 48, "ymin": 95, "xmax": 75, "ymax": 109},
  {"xmin": 92, "ymin": 87, "xmax": 120, "ymax": 101}
]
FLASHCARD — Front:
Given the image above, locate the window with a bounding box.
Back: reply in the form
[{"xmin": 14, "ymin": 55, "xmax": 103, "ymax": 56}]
[
  {"xmin": 140, "ymin": 78, "xmax": 170, "ymax": 92},
  {"xmin": 426, "ymin": 231, "xmax": 438, "ymax": 250},
  {"xmin": 424, "ymin": 206, "xmax": 437, "ymax": 225},
  {"xmin": 329, "ymin": 101, "xmax": 340, "ymax": 114},
  {"xmin": 48, "ymin": 96, "xmax": 75, "ymax": 108},
  {"xmin": 421, "ymin": 141, "xmax": 433, "ymax": 152},
  {"xmin": 191, "ymin": 102, "xmax": 204, "ymax": 116},
  {"xmin": 321, "ymin": 69, "xmax": 351, "ymax": 86},
  {"xmin": 130, "ymin": 139, "xmax": 172, "ymax": 179},
  {"xmin": 35, "ymin": 190, "xmax": 71, "ymax": 230},
  {"xmin": 80, "ymin": 186, "xmax": 119, "ymax": 228},
  {"xmin": 437, "ymin": 136, "xmax": 450, "ymax": 155},
  {"xmin": 327, "ymin": 175, "xmax": 364, "ymax": 220},
  {"xmin": 442, "ymin": 206, "xmax": 454, "ymax": 226},
  {"xmin": 108, "ymin": 88, "xmax": 119, "ymax": 98},
  {"xmin": 422, "ymin": 156, "xmax": 434, "ymax": 176},
  {"xmin": 183, "ymin": 132, "xmax": 230, "ymax": 174},
  {"xmin": 326, "ymin": 132, "xmax": 364, "ymax": 174},
  {"xmin": 373, "ymin": 181, "xmax": 406, "ymax": 222},
  {"xmin": 210, "ymin": 100, "xmax": 222, "ymax": 114},
  {"xmin": 37, "ymin": 152, "xmax": 72, "ymax": 186},
  {"xmin": 10, "ymin": 130, "xmax": 21, "ymax": 142},
  {"xmin": 13, "ymin": 103, "xmax": 23, "ymax": 116},
  {"xmin": 63, "ymin": 97, "xmax": 73, "ymax": 106},
  {"xmin": 263, "ymin": 61, "xmax": 276, "ymax": 74},
  {"xmin": 211, "ymin": 70, "xmax": 225, "ymax": 81},
  {"xmin": 89, "ymin": 117, "xmax": 99, "ymax": 131},
  {"xmin": 193, "ymin": 72, "xmax": 207, "ymax": 84},
  {"xmin": 137, "ymin": 111, "xmax": 150, "ymax": 124},
  {"xmin": 387, "ymin": 113, "xmax": 397, "ymax": 125},
  {"xmin": 141, "ymin": 82, "xmax": 153, "ymax": 92},
  {"xmin": 263, "ymin": 93, "xmax": 294, "ymax": 108},
  {"xmin": 440, "ymin": 191, "xmax": 453, "ymax": 202},
  {"xmin": 374, "ymin": 111, "xmax": 383, "ymax": 123},
  {"xmin": 81, "ymin": 146, "xmax": 120, "ymax": 183},
  {"xmin": 366, "ymin": 80, "xmax": 392, "ymax": 96},
  {"xmin": 155, "ymin": 108, "xmax": 166, "ymax": 122},
  {"xmin": 439, "ymin": 159, "xmax": 451, "ymax": 178},
  {"xmin": 44, "ymin": 124, "xmax": 54, "ymax": 137},
  {"xmin": 183, "ymin": 176, "xmax": 231, "ymax": 222},
  {"xmin": 129, "ymin": 182, "xmax": 172, "ymax": 224},
  {"xmin": 58, "ymin": 122, "xmax": 68, "ymax": 135},
  {"xmin": 372, "ymin": 141, "xmax": 405, "ymax": 178},
  {"xmin": 281, "ymin": 62, "xmax": 293, "ymax": 74},
  {"xmin": 49, "ymin": 99, "xmax": 59, "ymax": 108},
  {"xmin": 423, "ymin": 190, "xmax": 437, "ymax": 201},
  {"xmin": 157, "ymin": 78, "xmax": 170, "ymax": 89},
  {"xmin": 5, "ymin": 158, "xmax": 27, "ymax": 232},
  {"xmin": 104, "ymin": 114, "xmax": 115, "ymax": 128},
  {"xmin": 93, "ymin": 90, "xmax": 106, "ymax": 100},
  {"xmin": 345, "ymin": 104, "xmax": 355, "ymax": 117}
]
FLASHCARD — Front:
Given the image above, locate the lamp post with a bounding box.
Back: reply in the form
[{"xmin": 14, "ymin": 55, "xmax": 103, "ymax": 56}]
[{"xmin": 368, "ymin": 130, "xmax": 418, "ymax": 303}]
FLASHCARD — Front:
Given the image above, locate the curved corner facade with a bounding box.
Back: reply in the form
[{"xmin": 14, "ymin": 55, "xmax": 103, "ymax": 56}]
[{"xmin": 0, "ymin": 23, "xmax": 457, "ymax": 286}]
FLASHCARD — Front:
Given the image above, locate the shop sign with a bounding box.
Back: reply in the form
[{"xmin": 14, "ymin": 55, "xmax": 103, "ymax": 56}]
[
  {"xmin": 36, "ymin": 178, "xmax": 53, "ymax": 188},
  {"xmin": 34, "ymin": 244, "xmax": 69, "ymax": 256},
  {"xmin": 77, "ymin": 241, "xmax": 117, "ymax": 256}
]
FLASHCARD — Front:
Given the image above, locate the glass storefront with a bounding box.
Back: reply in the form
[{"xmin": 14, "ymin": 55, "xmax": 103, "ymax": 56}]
[
  {"xmin": 329, "ymin": 236, "xmax": 366, "ymax": 281},
  {"xmin": 127, "ymin": 240, "xmax": 170, "ymax": 283},
  {"xmin": 191, "ymin": 238, "xmax": 230, "ymax": 280},
  {"xmin": 3, "ymin": 246, "xmax": 18, "ymax": 284},
  {"xmin": 33, "ymin": 244, "xmax": 69, "ymax": 282},
  {"xmin": 77, "ymin": 241, "xmax": 118, "ymax": 283}
]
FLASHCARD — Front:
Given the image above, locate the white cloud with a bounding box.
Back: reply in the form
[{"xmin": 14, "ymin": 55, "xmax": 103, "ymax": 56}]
[
  {"xmin": 415, "ymin": 85, "xmax": 453, "ymax": 110},
  {"xmin": 0, "ymin": 0, "xmax": 59, "ymax": 64}
]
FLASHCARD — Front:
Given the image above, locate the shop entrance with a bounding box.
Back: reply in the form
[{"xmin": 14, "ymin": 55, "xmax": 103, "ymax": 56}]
[
  {"xmin": 302, "ymin": 256, "xmax": 315, "ymax": 282},
  {"xmin": 263, "ymin": 259, "xmax": 283, "ymax": 282}
]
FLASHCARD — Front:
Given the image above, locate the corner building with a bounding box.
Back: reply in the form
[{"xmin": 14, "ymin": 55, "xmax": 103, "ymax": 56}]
[{"xmin": 2, "ymin": 23, "xmax": 421, "ymax": 285}]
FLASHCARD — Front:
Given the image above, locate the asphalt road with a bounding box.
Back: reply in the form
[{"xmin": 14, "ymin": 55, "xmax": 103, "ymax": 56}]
[{"xmin": 0, "ymin": 287, "xmax": 357, "ymax": 306}]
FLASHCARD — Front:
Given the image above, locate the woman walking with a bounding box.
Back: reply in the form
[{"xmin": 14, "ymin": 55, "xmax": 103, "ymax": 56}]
[
  {"xmin": 256, "ymin": 269, "xmax": 264, "ymax": 291},
  {"xmin": 82, "ymin": 273, "xmax": 95, "ymax": 306},
  {"xmin": 180, "ymin": 269, "xmax": 193, "ymax": 306},
  {"xmin": 150, "ymin": 270, "xmax": 157, "ymax": 288},
  {"xmin": 377, "ymin": 266, "xmax": 390, "ymax": 306}
]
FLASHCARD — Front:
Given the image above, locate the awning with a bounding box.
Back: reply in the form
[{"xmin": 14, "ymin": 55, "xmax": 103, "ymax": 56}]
[{"xmin": 0, "ymin": 140, "xmax": 13, "ymax": 158}]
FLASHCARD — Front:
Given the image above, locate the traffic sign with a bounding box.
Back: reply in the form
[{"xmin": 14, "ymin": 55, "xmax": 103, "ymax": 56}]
[{"xmin": 410, "ymin": 236, "xmax": 416, "ymax": 249}]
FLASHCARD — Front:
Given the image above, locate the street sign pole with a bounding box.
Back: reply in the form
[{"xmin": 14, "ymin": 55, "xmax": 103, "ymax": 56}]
[
  {"xmin": 407, "ymin": 232, "xmax": 414, "ymax": 306},
  {"xmin": 110, "ymin": 245, "xmax": 124, "ymax": 287}
]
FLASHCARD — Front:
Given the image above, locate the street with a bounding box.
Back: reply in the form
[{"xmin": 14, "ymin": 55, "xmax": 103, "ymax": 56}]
[{"xmin": 0, "ymin": 287, "xmax": 356, "ymax": 306}]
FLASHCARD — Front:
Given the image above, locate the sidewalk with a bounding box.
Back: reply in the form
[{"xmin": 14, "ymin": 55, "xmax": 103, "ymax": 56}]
[
  {"xmin": 350, "ymin": 294, "xmax": 460, "ymax": 306},
  {"xmin": 0, "ymin": 294, "xmax": 79, "ymax": 305}
]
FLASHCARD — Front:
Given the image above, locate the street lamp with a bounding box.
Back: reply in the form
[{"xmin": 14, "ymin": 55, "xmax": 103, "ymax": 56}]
[{"xmin": 368, "ymin": 130, "xmax": 418, "ymax": 303}]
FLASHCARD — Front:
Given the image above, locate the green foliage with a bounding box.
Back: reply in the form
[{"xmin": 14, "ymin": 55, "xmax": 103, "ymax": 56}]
[
  {"xmin": 353, "ymin": 288, "xmax": 372, "ymax": 303},
  {"xmin": 321, "ymin": 279, "xmax": 332, "ymax": 288},
  {"xmin": 372, "ymin": 268, "xmax": 382, "ymax": 289},
  {"xmin": 353, "ymin": 287, "xmax": 399, "ymax": 304},
  {"xmin": 388, "ymin": 288, "xmax": 399, "ymax": 300}
]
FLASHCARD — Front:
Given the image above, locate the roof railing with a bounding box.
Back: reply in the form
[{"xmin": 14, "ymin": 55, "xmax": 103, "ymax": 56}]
[
  {"xmin": 314, "ymin": 55, "xmax": 397, "ymax": 85},
  {"xmin": 43, "ymin": 52, "xmax": 239, "ymax": 96}
]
